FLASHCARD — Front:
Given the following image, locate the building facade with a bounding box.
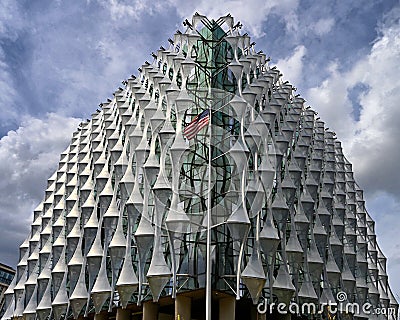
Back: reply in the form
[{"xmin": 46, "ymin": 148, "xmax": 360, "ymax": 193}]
[
  {"xmin": 0, "ymin": 263, "xmax": 16, "ymax": 318},
  {"xmin": 1, "ymin": 13, "xmax": 398, "ymax": 320}
]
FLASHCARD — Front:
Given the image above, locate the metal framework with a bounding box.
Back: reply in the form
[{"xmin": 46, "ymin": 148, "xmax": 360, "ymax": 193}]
[{"xmin": 1, "ymin": 13, "xmax": 398, "ymax": 320}]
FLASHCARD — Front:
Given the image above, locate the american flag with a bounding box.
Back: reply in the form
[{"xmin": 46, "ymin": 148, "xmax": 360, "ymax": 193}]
[{"xmin": 183, "ymin": 109, "xmax": 210, "ymax": 140}]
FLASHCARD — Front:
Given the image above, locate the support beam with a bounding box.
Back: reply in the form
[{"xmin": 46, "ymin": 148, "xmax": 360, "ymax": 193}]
[
  {"xmin": 175, "ymin": 295, "xmax": 191, "ymax": 320},
  {"xmin": 143, "ymin": 301, "xmax": 158, "ymax": 320},
  {"xmin": 219, "ymin": 296, "xmax": 235, "ymax": 320}
]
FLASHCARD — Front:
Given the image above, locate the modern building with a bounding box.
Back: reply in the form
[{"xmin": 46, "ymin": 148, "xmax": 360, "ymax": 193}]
[
  {"xmin": 1, "ymin": 13, "xmax": 398, "ymax": 320},
  {"xmin": 0, "ymin": 263, "xmax": 15, "ymax": 318}
]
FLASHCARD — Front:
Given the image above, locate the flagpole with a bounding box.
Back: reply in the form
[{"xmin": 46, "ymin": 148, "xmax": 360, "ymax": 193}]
[{"xmin": 206, "ymin": 87, "xmax": 212, "ymax": 320}]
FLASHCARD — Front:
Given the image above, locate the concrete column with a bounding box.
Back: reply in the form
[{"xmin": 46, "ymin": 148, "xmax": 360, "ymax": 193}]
[
  {"xmin": 94, "ymin": 312, "xmax": 109, "ymax": 320},
  {"xmin": 219, "ymin": 296, "xmax": 235, "ymax": 320},
  {"xmin": 116, "ymin": 308, "xmax": 131, "ymax": 320},
  {"xmin": 257, "ymin": 312, "xmax": 266, "ymax": 320},
  {"xmin": 248, "ymin": 304, "xmax": 265, "ymax": 320},
  {"xmin": 143, "ymin": 301, "xmax": 158, "ymax": 320},
  {"xmin": 252, "ymin": 304, "xmax": 266, "ymax": 320},
  {"xmin": 175, "ymin": 295, "xmax": 191, "ymax": 320}
]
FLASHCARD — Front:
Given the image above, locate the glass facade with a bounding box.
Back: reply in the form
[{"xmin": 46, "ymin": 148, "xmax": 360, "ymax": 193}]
[{"xmin": 0, "ymin": 264, "xmax": 15, "ymax": 318}]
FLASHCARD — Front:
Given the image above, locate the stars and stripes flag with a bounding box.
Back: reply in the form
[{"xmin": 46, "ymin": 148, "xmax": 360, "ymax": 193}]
[{"xmin": 183, "ymin": 109, "xmax": 210, "ymax": 140}]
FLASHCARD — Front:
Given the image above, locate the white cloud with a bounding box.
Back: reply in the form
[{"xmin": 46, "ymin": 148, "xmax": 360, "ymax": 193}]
[
  {"xmin": 305, "ymin": 7, "xmax": 400, "ymax": 296},
  {"xmin": 0, "ymin": 0, "xmax": 25, "ymax": 131},
  {"xmin": 165, "ymin": 0, "xmax": 300, "ymax": 37},
  {"xmin": 97, "ymin": 0, "xmax": 167, "ymax": 21},
  {"xmin": 313, "ymin": 17, "xmax": 335, "ymax": 35},
  {"xmin": 0, "ymin": 113, "xmax": 80, "ymax": 264},
  {"xmin": 0, "ymin": 48, "xmax": 18, "ymax": 129},
  {"xmin": 22, "ymin": 1, "xmax": 158, "ymax": 121},
  {"xmin": 275, "ymin": 45, "xmax": 307, "ymax": 85},
  {"xmin": 306, "ymin": 8, "xmax": 400, "ymax": 196},
  {"xmin": 0, "ymin": 0, "xmax": 24, "ymax": 40},
  {"xmin": 105, "ymin": 0, "xmax": 146, "ymax": 20},
  {"xmin": 306, "ymin": 61, "xmax": 356, "ymax": 144},
  {"xmin": 347, "ymin": 25, "xmax": 400, "ymax": 193}
]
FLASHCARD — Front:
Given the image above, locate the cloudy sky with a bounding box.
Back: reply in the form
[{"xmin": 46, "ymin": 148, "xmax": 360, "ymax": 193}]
[{"xmin": 0, "ymin": 0, "xmax": 399, "ymax": 297}]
